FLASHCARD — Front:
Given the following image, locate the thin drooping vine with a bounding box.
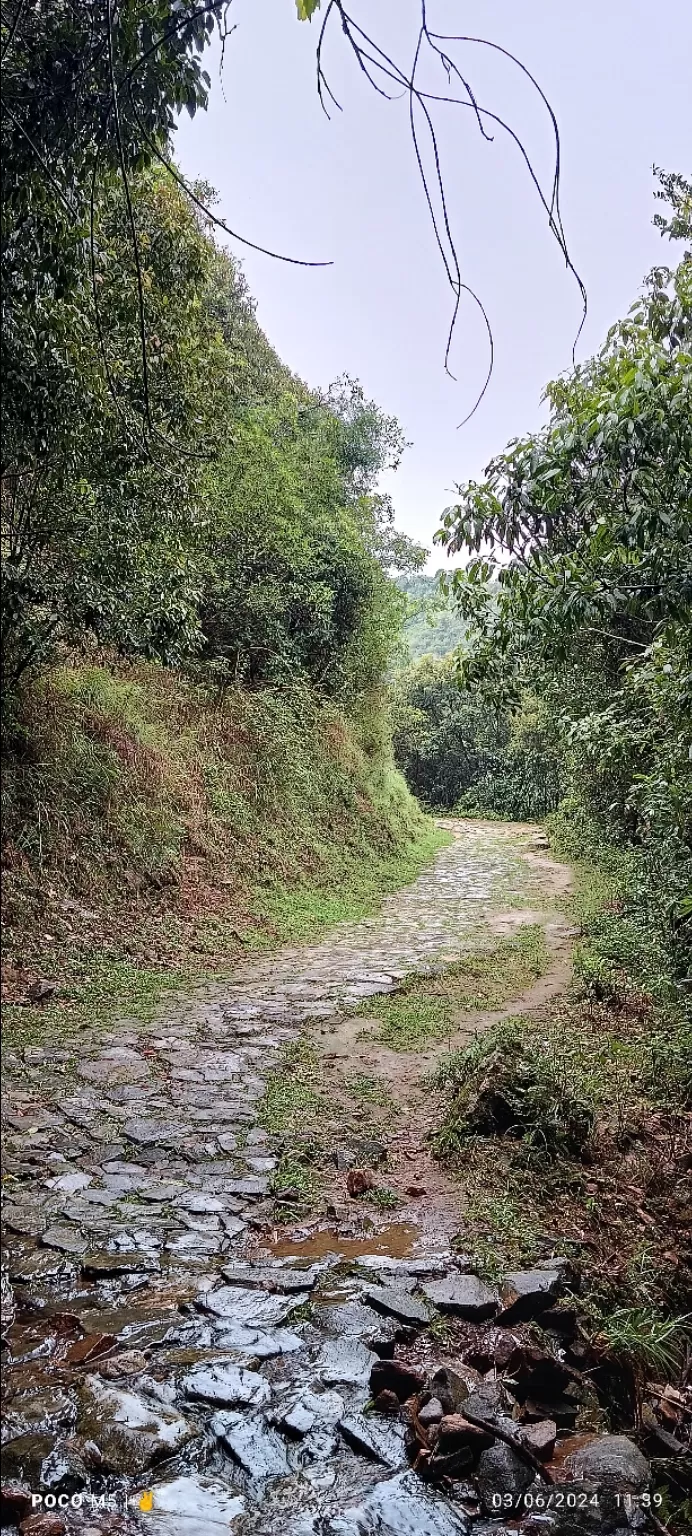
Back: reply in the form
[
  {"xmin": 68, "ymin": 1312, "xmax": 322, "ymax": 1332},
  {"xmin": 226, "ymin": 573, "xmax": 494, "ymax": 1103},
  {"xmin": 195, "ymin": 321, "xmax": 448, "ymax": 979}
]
[{"xmin": 1, "ymin": 0, "xmax": 587, "ymax": 446}]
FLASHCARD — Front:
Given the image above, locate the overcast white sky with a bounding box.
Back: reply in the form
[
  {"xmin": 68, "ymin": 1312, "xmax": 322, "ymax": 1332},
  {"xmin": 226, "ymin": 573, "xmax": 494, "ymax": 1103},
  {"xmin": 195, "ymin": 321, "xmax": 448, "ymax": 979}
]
[{"xmin": 176, "ymin": 0, "xmax": 691, "ymax": 567}]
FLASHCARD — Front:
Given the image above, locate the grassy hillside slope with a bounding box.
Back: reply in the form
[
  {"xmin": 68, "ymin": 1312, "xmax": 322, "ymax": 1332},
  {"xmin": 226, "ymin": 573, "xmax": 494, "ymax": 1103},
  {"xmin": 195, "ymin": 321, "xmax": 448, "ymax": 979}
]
[{"xmin": 2, "ymin": 658, "xmax": 444, "ymax": 1044}]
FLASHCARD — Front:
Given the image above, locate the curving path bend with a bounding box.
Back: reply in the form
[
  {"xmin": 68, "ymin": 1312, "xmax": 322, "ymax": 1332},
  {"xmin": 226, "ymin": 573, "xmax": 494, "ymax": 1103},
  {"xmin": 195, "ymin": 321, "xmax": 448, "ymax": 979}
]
[{"xmin": 1, "ymin": 820, "xmax": 575, "ymax": 1536}]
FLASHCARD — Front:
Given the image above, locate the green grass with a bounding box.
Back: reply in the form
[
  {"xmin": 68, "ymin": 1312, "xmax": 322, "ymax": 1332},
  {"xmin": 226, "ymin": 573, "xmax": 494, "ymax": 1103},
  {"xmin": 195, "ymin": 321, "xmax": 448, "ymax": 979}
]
[
  {"xmin": 3, "ymin": 658, "xmax": 447, "ymax": 1048},
  {"xmin": 344, "ymin": 1073, "xmax": 393, "ymax": 1107},
  {"xmin": 252, "ymin": 822, "xmax": 450, "ymax": 945},
  {"xmin": 2, "ymin": 956, "xmax": 186, "ymax": 1050},
  {"xmin": 259, "ymin": 1040, "xmax": 328, "ymax": 1138},
  {"xmin": 355, "ymin": 924, "xmax": 548, "ymax": 1051}
]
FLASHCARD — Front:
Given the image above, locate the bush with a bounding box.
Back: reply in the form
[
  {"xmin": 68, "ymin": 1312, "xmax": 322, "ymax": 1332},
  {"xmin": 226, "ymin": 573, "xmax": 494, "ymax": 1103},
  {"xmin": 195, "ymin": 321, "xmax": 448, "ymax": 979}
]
[{"xmin": 433, "ymin": 1020, "xmax": 595, "ymax": 1161}]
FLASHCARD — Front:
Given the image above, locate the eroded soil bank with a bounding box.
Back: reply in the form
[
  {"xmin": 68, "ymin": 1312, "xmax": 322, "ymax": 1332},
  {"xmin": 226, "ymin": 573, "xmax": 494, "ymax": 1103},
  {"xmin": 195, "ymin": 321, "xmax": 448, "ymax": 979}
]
[{"xmin": 1, "ymin": 822, "xmax": 684, "ymax": 1534}]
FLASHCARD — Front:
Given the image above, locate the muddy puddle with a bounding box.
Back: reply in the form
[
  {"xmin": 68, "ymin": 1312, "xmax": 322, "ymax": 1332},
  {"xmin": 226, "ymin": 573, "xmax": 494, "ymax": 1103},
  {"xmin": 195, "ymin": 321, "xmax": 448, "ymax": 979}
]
[{"xmin": 263, "ymin": 1222, "xmax": 420, "ymax": 1263}]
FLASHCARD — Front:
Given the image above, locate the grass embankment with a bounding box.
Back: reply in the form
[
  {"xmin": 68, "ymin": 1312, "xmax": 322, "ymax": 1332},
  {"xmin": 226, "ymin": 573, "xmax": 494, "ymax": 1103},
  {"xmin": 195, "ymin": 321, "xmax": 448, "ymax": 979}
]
[
  {"xmin": 1, "ymin": 658, "xmax": 447, "ymax": 1046},
  {"xmin": 433, "ymin": 808, "xmax": 692, "ymax": 1351}
]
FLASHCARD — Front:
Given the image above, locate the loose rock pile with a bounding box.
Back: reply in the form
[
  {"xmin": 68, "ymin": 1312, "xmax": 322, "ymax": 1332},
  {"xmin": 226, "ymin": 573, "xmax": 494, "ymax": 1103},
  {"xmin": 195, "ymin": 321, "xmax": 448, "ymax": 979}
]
[{"xmin": 1, "ymin": 1247, "xmax": 677, "ymax": 1535}]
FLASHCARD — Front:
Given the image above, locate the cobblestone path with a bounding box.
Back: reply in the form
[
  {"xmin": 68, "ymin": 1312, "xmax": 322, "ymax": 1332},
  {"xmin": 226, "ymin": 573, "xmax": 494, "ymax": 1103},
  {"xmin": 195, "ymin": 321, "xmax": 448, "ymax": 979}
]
[{"xmin": 1, "ymin": 821, "xmax": 582, "ymax": 1536}]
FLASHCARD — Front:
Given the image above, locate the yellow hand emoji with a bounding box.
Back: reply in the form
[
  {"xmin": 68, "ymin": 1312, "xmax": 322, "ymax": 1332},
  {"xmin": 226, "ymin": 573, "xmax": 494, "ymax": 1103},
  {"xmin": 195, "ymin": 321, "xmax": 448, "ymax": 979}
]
[{"xmin": 139, "ymin": 1491, "xmax": 154, "ymax": 1512}]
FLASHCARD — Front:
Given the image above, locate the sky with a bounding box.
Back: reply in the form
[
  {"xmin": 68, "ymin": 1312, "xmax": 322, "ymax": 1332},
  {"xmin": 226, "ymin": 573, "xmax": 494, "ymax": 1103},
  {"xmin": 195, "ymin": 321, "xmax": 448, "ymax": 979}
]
[{"xmin": 176, "ymin": 0, "xmax": 691, "ymax": 568}]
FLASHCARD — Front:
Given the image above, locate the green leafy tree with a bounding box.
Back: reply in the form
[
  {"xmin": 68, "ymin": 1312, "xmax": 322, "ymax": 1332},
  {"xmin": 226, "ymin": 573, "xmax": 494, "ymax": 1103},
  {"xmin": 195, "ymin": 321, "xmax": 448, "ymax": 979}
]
[{"xmin": 437, "ymin": 171, "xmax": 692, "ymax": 949}]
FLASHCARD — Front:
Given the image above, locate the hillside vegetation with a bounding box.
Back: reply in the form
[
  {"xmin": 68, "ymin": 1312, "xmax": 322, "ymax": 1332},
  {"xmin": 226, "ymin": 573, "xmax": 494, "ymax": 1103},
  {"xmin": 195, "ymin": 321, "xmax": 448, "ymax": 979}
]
[{"xmin": 1, "ymin": 18, "xmax": 436, "ymax": 1033}]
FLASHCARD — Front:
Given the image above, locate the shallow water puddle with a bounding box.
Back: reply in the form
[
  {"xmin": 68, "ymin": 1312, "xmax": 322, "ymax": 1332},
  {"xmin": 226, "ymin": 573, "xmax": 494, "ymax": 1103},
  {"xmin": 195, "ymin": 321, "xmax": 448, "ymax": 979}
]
[{"xmin": 264, "ymin": 1222, "xmax": 420, "ymax": 1262}]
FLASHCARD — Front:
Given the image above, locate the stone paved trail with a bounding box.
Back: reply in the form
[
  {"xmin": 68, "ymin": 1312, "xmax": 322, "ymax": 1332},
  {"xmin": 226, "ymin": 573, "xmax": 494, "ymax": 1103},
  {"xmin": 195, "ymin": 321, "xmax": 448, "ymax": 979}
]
[{"xmin": 4, "ymin": 821, "xmax": 644, "ymax": 1536}]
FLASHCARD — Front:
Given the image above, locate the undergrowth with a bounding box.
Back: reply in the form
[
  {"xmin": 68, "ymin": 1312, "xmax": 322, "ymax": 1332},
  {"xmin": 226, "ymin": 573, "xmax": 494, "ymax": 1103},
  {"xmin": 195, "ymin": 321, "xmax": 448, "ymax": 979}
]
[{"xmin": 1, "ymin": 658, "xmax": 446, "ymax": 1043}]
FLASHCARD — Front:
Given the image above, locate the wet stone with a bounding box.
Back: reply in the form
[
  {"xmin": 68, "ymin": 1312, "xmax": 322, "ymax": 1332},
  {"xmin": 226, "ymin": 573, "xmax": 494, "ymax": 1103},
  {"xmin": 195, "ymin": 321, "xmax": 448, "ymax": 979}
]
[
  {"xmin": 137, "ymin": 1475, "xmax": 245, "ymax": 1534},
  {"xmin": 221, "ymin": 1263, "xmax": 319, "ymax": 1293},
  {"xmin": 211, "ymin": 1411, "xmax": 289, "ymax": 1479},
  {"xmin": 181, "ymin": 1362, "xmax": 271, "ymax": 1407},
  {"xmin": 317, "ymin": 1336, "xmax": 377, "ymax": 1386},
  {"xmin": 317, "ymin": 1299, "xmax": 400, "ymax": 1353},
  {"xmin": 476, "ymin": 1442, "xmax": 533, "ymax": 1512},
  {"xmin": 321, "ymin": 1469, "xmax": 471, "ymax": 1535},
  {"xmin": 339, "ymin": 1411, "xmax": 407, "ymax": 1469},
  {"xmin": 422, "ymin": 1274, "xmax": 499, "ymax": 1319},
  {"xmin": 566, "ymin": 1434, "xmax": 650, "ymax": 1491},
  {"xmin": 198, "ymin": 1285, "xmax": 307, "ymax": 1328},
  {"xmin": 362, "ymin": 1283, "xmax": 430, "ymax": 1326},
  {"xmin": 78, "ymin": 1378, "xmax": 195, "ymax": 1474},
  {"xmin": 212, "ymin": 1325, "xmax": 304, "ymax": 1359},
  {"xmin": 497, "ymin": 1268, "xmax": 564, "ymax": 1324}
]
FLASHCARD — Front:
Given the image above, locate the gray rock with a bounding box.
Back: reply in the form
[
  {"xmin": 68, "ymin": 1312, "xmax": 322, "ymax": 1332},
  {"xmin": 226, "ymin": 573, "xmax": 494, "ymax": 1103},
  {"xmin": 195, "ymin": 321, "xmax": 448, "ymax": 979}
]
[
  {"xmin": 40, "ymin": 1225, "xmax": 87, "ymax": 1255},
  {"xmin": 462, "ymin": 1381, "xmax": 512, "ymax": 1430},
  {"xmin": 476, "ymin": 1441, "xmax": 533, "ymax": 1512},
  {"xmin": 319, "ymin": 1299, "xmax": 400, "ymax": 1352},
  {"xmin": 278, "ymin": 1388, "xmax": 344, "ymax": 1442},
  {"xmin": 221, "ymin": 1264, "xmax": 319, "ymax": 1292},
  {"xmin": 339, "ymin": 1411, "xmax": 407, "ymax": 1468},
  {"xmin": 4, "ymin": 1205, "xmax": 49, "ymax": 1237},
  {"xmin": 362, "ymin": 1283, "xmax": 429, "ymax": 1326},
  {"xmin": 422, "ymin": 1274, "xmax": 499, "ymax": 1319},
  {"xmin": 78, "ymin": 1378, "xmax": 194, "ymax": 1474},
  {"xmin": 428, "ymin": 1363, "xmax": 483, "ymax": 1414},
  {"xmin": 317, "ymin": 1336, "xmax": 378, "ymax": 1386},
  {"xmin": 212, "ymin": 1410, "xmax": 289, "ymax": 1478},
  {"xmin": 212, "ymin": 1324, "xmax": 304, "ymax": 1358},
  {"xmin": 347, "ymin": 1470, "xmax": 470, "ymax": 1534},
  {"xmin": 45, "ymin": 1171, "xmax": 92, "ymax": 1194},
  {"xmin": 199, "ymin": 1286, "xmax": 307, "ymax": 1329},
  {"xmin": 221, "ymin": 1176, "xmax": 269, "ymax": 1197},
  {"xmin": 497, "ymin": 1268, "xmax": 564, "ymax": 1323},
  {"xmin": 165, "ymin": 1231, "xmax": 223, "ymax": 1259},
  {"xmin": 140, "ymin": 1475, "xmax": 245, "ymax": 1533},
  {"xmin": 418, "ymin": 1396, "xmax": 444, "ymax": 1427},
  {"xmin": 181, "ymin": 1362, "xmax": 270, "ymax": 1407},
  {"xmin": 566, "ymin": 1435, "xmax": 650, "ymax": 1491},
  {"xmin": 178, "ymin": 1192, "xmax": 225, "ymax": 1214},
  {"xmin": 123, "ymin": 1119, "xmax": 185, "ymax": 1146}
]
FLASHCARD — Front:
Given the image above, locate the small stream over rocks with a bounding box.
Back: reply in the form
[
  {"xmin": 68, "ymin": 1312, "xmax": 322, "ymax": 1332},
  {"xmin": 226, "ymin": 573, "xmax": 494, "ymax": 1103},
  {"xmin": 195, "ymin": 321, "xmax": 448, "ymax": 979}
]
[{"xmin": 1, "ymin": 826, "xmax": 659, "ymax": 1533}]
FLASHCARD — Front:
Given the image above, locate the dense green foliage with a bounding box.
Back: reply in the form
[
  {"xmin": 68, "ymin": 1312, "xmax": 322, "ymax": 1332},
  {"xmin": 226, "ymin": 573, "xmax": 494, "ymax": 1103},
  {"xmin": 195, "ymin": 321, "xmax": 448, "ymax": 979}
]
[
  {"xmin": 1, "ymin": 3, "xmax": 423, "ymax": 703},
  {"xmin": 437, "ymin": 172, "xmax": 691, "ymax": 978},
  {"xmin": 395, "ymin": 572, "xmax": 470, "ymax": 662},
  {"xmin": 392, "ymin": 655, "xmax": 562, "ymax": 816}
]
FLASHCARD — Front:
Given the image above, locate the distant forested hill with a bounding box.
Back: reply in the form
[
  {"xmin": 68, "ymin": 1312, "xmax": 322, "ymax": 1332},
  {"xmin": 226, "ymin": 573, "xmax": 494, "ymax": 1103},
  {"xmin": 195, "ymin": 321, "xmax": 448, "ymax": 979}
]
[{"xmin": 395, "ymin": 572, "xmax": 469, "ymax": 662}]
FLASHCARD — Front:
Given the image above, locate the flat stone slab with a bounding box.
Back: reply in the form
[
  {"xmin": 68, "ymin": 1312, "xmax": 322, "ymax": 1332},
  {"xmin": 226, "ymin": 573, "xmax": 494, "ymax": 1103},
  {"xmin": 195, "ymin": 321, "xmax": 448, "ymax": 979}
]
[
  {"xmin": 40, "ymin": 1225, "xmax": 88, "ymax": 1255},
  {"xmin": 323, "ymin": 1470, "xmax": 472, "ymax": 1535},
  {"xmin": 362, "ymin": 1283, "xmax": 430, "ymax": 1326},
  {"xmin": 317, "ymin": 1336, "xmax": 377, "ymax": 1386},
  {"xmin": 422, "ymin": 1274, "xmax": 499, "ymax": 1320},
  {"xmin": 220, "ymin": 1176, "xmax": 269, "ymax": 1197},
  {"xmin": 143, "ymin": 1476, "xmax": 245, "ymax": 1534},
  {"xmin": 221, "ymin": 1264, "xmax": 319, "ymax": 1293},
  {"xmin": 123, "ymin": 1119, "xmax": 186, "ymax": 1146},
  {"xmin": 198, "ymin": 1286, "xmax": 307, "ymax": 1329},
  {"xmin": 339, "ymin": 1412, "xmax": 407, "ymax": 1469},
  {"xmin": 211, "ymin": 1410, "xmax": 289, "ymax": 1479},
  {"xmin": 213, "ymin": 1325, "xmax": 304, "ymax": 1358},
  {"xmin": 497, "ymin": 1268, "xmax": 564, "ymax": 1323},
  {"xmin": 181, "ymin": 1362, "xmax": 271, "ymax": 1408}
]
